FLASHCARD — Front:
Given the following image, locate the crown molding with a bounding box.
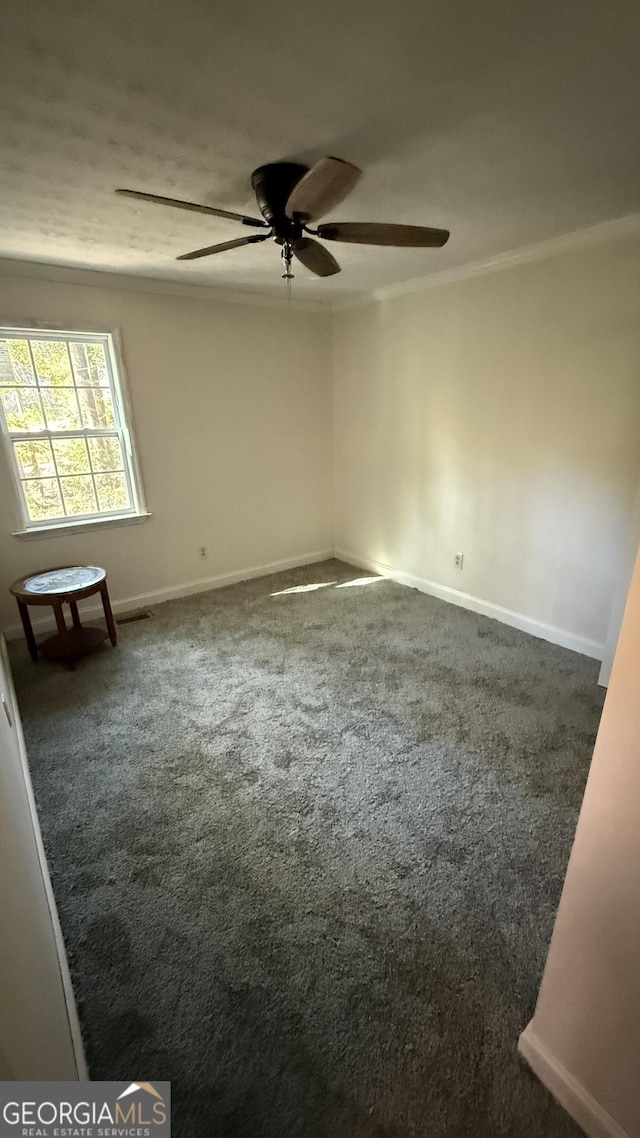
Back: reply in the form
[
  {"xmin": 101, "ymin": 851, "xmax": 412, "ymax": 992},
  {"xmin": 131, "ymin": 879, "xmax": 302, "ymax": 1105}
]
[
  {"xmin": 0, "ymin": 257, "xmax": 333, "ymax": 314},
  {"xmin": 330, "ymin": 210, "xmax": 640, "ymax": 312}
]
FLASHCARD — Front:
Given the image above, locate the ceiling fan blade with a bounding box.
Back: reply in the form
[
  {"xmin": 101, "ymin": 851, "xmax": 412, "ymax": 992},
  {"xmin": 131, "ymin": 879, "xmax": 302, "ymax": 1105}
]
[
  {"xmin": 116, "ymin": 188, "xmax": 267, "ymax": 228},
  {"xmin": 285, "ymin": 157, "xmax": 362, "ymax": 222},
  {"xmin": 292, "ymin": 238, "xmax": 341, "ymax": 277},
  {"xmin": 317, "ymin": 222, "xmax": 450, "ymax": 247},
  {"xmin": 177, "ymin": 234, "xmax": 270, "ymax": 261}
]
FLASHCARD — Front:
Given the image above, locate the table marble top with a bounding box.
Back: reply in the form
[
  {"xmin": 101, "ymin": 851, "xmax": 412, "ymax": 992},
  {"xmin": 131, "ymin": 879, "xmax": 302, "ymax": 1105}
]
[{"xmin": 22, "ymin": 566, "xmax": 106, "ymax": 595}]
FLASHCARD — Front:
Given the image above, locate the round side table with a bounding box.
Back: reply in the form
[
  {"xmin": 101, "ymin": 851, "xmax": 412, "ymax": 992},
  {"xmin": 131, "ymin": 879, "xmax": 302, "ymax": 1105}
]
[{"xmin": 10, "ymin": 565, "xmax": 117, "ymax": 670}]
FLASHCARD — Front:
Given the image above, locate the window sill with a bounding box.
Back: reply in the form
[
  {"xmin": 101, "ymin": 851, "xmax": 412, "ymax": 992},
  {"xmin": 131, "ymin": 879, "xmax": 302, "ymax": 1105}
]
[{"xmin": 12, "ymin": 512, "xmax": 152, "ymax": 539}]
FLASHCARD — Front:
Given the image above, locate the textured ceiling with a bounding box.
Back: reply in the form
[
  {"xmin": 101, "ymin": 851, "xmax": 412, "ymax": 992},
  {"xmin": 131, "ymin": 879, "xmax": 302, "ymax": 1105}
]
[{"xmin": 1, "ymin": 0, "xmax": 639, "ymax": 299}]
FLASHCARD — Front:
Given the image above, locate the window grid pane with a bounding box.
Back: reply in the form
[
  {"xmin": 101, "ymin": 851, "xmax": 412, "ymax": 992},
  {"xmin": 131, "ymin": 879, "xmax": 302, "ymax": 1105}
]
[
  {"xmin": 78, "ymin": 386, "xmax": 116, "ymax": 429},
  {"xmin": 52, "ymin": 437, "xmax": 91, "ymax": 476},
  {"xmin": 69, "ymin": 342, "xmax": 110, "ymax": 387},
  {"xmin": 31, "ymin": 340, "xmax": 74, "ymax": 386},
  {"xmin": 95, "ymin": 471, "xmax": 130, "ymax": 512},
  {"xmin": 0, "ymin": 328, "xmax": 141, "ymax": 527},
  {"xmin": 59, "ymin": 474, "xmax": 98, "ymax": 516},
  {"xmin": 23, "ymin": 478, "xmax": 64, "ymax": 522},
  {"xmin": 87, "ymin": 434, "xmax": 124, "ymax": 473},
  {"xmin": 1, "ymin": 386, "xmax": 46, "ymax": 431},
  {"xmin": 12, "ymin": 439, "xmax": 56, "ymax": 479},
  {"xmin": 41, "ymin": 387, "xmax": 82, "ymax": 431},
  {"xmin": 0, "ymin": 339, "xmax": 37, "ymax": 385}
]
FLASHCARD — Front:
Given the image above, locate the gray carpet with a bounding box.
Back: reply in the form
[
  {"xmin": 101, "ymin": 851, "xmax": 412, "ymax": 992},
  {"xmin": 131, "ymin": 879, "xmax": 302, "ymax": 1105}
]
[{"xmin": 10, "ymin": 559, "xmax": 604, "ymax": 1137}]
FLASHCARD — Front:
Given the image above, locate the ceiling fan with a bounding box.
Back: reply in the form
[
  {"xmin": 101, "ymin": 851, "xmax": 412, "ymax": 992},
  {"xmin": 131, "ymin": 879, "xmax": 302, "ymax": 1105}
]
[{"xmin": 116, "ymin": 157, "xmax": 449, "ymax": 281}]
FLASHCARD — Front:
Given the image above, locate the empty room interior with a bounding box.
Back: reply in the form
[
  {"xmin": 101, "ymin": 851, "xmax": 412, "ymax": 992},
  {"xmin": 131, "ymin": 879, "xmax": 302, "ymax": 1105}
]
[{"xmin": 1, "ymin": 2, "xmax": 640, "ymax": 1136}]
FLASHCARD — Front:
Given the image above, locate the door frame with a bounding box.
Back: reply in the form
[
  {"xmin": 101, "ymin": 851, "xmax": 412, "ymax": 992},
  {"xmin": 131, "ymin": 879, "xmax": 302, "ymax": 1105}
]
[{"xmin": 1, "ymin": 634, "xmax": 87, "ymax": 1080}]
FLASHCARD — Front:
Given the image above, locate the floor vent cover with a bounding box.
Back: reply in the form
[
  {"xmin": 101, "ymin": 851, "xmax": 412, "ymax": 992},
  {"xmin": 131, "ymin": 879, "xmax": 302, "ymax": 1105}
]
[{"xmin": 115, "ymin": 610, "xmax": 152, "ymax": 625}]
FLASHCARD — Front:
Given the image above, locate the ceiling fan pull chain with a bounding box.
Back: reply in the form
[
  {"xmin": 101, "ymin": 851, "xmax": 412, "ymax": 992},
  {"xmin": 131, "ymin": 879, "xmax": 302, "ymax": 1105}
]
[{"xmin": 281, "ymin": 242, "xmax": 295, "ymax": 280}]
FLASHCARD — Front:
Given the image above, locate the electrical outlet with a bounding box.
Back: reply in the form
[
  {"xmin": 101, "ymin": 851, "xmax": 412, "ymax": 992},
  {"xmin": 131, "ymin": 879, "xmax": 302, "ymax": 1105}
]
[
  {"xmin": 198, "ymin": 546, "xmax": 208, "ymax": 560},
  {"xmin": 454, "ymin": 552, "xmax": 464, "ymax": 569}
]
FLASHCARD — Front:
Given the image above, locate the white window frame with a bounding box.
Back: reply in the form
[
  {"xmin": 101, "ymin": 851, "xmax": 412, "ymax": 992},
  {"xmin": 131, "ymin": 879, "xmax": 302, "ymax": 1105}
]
[{"xmin": 0, "ymin": 324, "xmax": 149, "ymax": 538}]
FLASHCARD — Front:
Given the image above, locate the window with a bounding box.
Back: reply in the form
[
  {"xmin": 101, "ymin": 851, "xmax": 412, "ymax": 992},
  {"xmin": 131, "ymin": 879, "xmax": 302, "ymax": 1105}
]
[{"xmin": 0, "ymin": 327, "xmax": 146, "ymax": 533}]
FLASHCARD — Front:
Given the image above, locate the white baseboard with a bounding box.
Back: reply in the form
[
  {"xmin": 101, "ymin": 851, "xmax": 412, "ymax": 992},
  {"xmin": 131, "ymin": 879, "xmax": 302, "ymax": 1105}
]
[
  {"xmin": 335, "ymin": 548, "xmax": 604, "ymax": 660},
  {"xmin": 6, "ymin": 545, "xmax": 605, "ymax": 662},
  {"xmin": 2, "ymin": 548, "xmax": 334, "ymax": 640},
  {"xmin": 518, "ymin": 1025, "xmax": 630, "ymax": 1138}
]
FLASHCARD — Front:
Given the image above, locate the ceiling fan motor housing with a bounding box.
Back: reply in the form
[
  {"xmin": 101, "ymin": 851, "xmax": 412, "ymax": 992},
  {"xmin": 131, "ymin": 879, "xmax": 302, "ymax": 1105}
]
[{"xmin": 251, "ymin": 162, "xmax": 308, "ymax": 243}]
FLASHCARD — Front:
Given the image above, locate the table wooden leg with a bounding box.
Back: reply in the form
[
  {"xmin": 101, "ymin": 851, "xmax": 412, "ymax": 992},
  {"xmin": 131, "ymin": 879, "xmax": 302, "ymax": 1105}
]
[
  {"xmin": 17, "ymin": 600, "xmax": 38, "ymax": 661},
  {"xmin": 53, "ymin": 600, "xmax": 75, "ymax": 671},
  {"xmin": 100, "ymin": 582, "xmax": 117, "ymax": 646},
  {"xmin": 70, "ymin": 601, "xmax": 82, "ymax": 630}
]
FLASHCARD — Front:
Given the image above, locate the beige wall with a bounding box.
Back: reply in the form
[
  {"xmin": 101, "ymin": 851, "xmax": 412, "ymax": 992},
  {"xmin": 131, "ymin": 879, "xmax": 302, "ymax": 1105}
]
[
  {"xmin": 332, "ymin": 236, "xmax": 640, "ymax": 656},
  {"xmin": 0, "ymin": 273, "xmax": 333, "ymax": 630},
  {"xmin": 520, "ymin": 545, "xmax": 640, "ymax": 1137},
  {"xmin": 2, "ymin": 235, "xmax": 639, "ymax": 654}
]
